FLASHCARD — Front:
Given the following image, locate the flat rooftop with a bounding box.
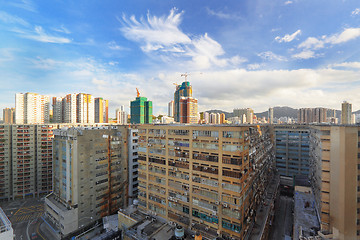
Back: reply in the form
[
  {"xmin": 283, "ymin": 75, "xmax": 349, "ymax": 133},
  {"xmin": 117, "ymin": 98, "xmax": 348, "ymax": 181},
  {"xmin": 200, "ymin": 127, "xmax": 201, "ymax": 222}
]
[{"xmin": 293, "ymin": 187, "xmax": 320, "ymax": 239}]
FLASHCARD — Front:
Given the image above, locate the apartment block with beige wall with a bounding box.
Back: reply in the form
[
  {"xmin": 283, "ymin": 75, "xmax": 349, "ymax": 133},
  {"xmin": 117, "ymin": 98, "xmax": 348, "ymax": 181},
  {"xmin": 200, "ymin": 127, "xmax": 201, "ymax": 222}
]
[
  {"xmin": 309, "ymin": 125, "xmax": 360, "ymax": 240},
  {"xmin": 136, "ymin": 124, "xmax": 274, "ymax": 240}
]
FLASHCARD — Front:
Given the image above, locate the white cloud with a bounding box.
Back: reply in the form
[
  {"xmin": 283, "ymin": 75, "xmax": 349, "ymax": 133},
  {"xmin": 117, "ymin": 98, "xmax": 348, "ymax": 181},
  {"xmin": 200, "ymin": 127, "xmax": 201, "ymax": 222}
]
[
  {"xmin": 298, "ymin": 37, "xmax": 324, "ymax": 50},
  {"xmin": 108, "ymin": 41, "xmax": 125, "ymax": 50},
  {"xmin": 258, "ymin": 51, "xmax": 287, "ymax": 61},
  {"xmin": 330, "ymin": 62, "xmax": 360, "ymax": 69},
  {"xmin": 291, "ymin": 50, "xmax": 316, "ymax": 59},
  {"xmin": 206, "ymin": 8, "xmax": 241, "ymax": 20},
  {"xmin": 0, "ymin": 11, "xmax": 29, "ymax": 26},
  {"xmin": 120, "ymin": 8, "xmax": 191, "ymax": 52},
  {"xmin": 18, "ymin": 26, "xmax": 71, "ymax": 43},
  {"xmin": 9, "ymin": 0, "xmax": 36, "ymax": 12},
  {"xmin": 351, "ymin": 8, "xmax": 360, "ymax": 16},
  {"xmin": 326, "ymin": 28, "xmax": 360, "ymax": 44},
  {"xmin": 52, "ymin": 25, "xmax": 71, "ymax": 34},
  {"xmin": 120, "ymin": 8, "xmax": 246, "ymax": 70},
  {"xmin": 284, "ymin": 1, "xmax": 293, "ymax": 5},
  {"xmin": 275, "ymin": 29, "xmax": 301, "ymax": 43}
]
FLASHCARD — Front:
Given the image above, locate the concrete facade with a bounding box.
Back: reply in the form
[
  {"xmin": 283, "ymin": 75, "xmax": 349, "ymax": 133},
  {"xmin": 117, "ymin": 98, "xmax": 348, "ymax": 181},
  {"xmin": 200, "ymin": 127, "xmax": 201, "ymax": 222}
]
[
  {"xmin": 274, "ymin": 125, "xmax": 310, "ymax": 180},
  {"xmin": 44, "ymin": 126, "xmax": 131, "ymax": 238},
  {"xmin": 137, "ymin": 124, "xmax": 274, "ymax": 240},
  {"xmin": 309, "ymin": 125, "xmax": 360, "ymax": 239}
]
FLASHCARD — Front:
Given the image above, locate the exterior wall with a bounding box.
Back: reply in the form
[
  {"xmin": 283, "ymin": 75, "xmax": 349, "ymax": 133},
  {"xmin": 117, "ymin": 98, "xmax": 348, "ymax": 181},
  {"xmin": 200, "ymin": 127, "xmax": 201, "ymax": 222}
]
[
  {"xmin": 11, "ymin": 125, "xmax": 36, "ymax": 199},
  {"xmin": 3, "ymin": 108, "xmax": 15, "ymax": 124},
  {"xmin": 179, "ymin": 97, "xmax": 198, "ymax": 124},
  {"xmin": 274, "ymin": 125, "xmax": 310, "ymax": 179},
  {"xmin": 341, "ymin": 102, "xmax": 352, "ymax": 124},
  {"xmin": 0, "ymin": 125, "xmax": 11, "ymax": 200},
  {"xmin": 309, "ymin": 125, "xmax": 360, "ymax": 239},
  {"xmin": 15, "ymin": 93, "xmax": 50, "ymax": 124},
  {"xmin": 46, "ymin": 126, "xmax": 129, "ymax": 238},
  {"xmin": 174, "ymin": 82, "xmax": 192, "ymax": 122},
  {"xmin": 128, "ymin": 128, "xmax": 139, "ymax": 203},
  {"xmin": 137, "ymin": 125, "xmax": 274, "ymax": 240}
]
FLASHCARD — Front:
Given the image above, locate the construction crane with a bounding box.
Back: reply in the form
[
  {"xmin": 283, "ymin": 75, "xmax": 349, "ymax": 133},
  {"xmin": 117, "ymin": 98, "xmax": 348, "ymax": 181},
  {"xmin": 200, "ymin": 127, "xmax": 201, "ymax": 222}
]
[
  {"xmin": 181, "ymin": 72, "xmax": 190, "ymax": 82},
  {"xmin": 136, "ymin": 88, "xmax": 140, "ymax": 97}
]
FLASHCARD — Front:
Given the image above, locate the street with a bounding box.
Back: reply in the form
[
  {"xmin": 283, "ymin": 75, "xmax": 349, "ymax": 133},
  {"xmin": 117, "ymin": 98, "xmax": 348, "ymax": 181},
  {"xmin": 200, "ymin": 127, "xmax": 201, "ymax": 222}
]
[
  {"xmin": 1, "ymin": 197, "xmax": 48, "ymax": 240},
  {"xmin": 269, "ymin": 195, "xmax": 293, "ymax": 240}
]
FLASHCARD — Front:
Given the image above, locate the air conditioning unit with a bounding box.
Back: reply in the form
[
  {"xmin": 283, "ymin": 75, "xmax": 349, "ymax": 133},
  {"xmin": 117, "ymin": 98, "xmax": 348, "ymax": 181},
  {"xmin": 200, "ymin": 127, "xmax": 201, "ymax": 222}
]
[
  {"xmin": 223, "ymin": 203, "xmax": 228, "ymax": 207},
  {"xmin": 215, "ymin": 137, "xmax": 218, "ymax": 140},
  {"xmin": 148, "ymin": 163, "xmax": 151, "ymax": 165},
  {"xmin": 204, "ymin": 167, "xmax": 208, "ymax": 170},
  {"xmin": 205, "ymin": 227, "xmax": 209, "ymax": 231},
  {"xmin": 184, "ymin": 192, "xmax": 188, "ymax": 195},
  {"xmin": 215, "ymin": 201, "xmax": 219, "ymax": 205},
  {"xmin": 212, "ymin": 168, "xmax": 215, "ymax": 171},
  {"xmin": 200, "ymin": 220, "xmax": 204, "ymax": 223},
  {"xmin": 191, "ymin": 223, "xmax": 195, "ymax": 226}
]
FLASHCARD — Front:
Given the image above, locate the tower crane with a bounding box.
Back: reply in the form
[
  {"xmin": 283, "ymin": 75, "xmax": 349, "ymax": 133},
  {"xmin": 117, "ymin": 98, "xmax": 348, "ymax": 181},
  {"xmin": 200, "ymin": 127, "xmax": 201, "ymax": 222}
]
[{"xmin": 136, "ymin": 88, "xmax": 140, "ymax": 97}]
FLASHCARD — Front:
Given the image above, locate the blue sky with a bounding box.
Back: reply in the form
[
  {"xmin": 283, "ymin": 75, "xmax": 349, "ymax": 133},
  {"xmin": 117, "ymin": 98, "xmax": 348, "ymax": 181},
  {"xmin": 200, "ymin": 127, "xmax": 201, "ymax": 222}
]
[{"xmin": 1, "ymin": 0, "xmax": 360, "ymax": 117}]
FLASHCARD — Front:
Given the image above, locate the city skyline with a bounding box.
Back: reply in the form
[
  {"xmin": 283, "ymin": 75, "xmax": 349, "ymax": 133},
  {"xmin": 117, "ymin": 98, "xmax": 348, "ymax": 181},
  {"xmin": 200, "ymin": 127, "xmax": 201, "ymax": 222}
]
[{"xmin": 1, "ymin": 1, "xmax": 360, "ymax": 116}]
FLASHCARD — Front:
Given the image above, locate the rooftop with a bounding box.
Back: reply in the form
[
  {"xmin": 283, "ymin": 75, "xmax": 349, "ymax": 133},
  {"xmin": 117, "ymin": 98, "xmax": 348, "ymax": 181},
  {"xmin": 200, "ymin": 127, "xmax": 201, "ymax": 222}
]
[{"xmin": 293, "ymin": 186, "xmax": 320, "ymax": 239}]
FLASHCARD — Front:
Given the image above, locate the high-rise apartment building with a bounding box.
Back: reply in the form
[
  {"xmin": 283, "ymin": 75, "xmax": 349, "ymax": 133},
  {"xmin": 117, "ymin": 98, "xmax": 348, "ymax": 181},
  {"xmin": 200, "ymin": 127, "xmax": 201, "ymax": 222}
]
[
  {"xmin": 3, "ymin": 108, "xmax": 15, "ymax": 124},
  {"xmin": 63, "ymin": 94, "xmax": 77, "ymax": 123},
  {"xmin": 274, "ymin": 125, "xmax": 310, "ymax": 180},
  {"xmin": 44, "ymin": 126, "xmax": 132, "ymax": 239},
  {"xmin": 298, "ymin": 107, "xmax": 328, "ymax": 124},
  {"xmin": 95, "ymin": 98, "xmax": 109, "ymax": 123},
  {"xmin": 174, "ymin": 82, "xmax": 192, "ymax": 122},
  {"xmin": 0, "ymin": 125, "xmax": 11, "ymax": 200},
  {"xmin": 130, "ymin": 96, "xmax": 153, "ymax": 124},
  {"xmin": 268, "ymin": 107, "xmax": 274, "ymax": 124},
  {"xmin": 116, "ymin": 105, "xmax": 128, "ymax": 124},
  {"xmin": 137, "ymin": 125, "xmax": 274, "ymax": 239},
  {"xmin": 233, "ymin": 108, "xmax": 254, "ymax": 124},
  {"xmin": 341, "ymin": 101, "xmax": 352, "ymax": 124},
  {"xmin": 220, "ymin": 113, "xmax": 226, "ymax": 124},
  {"xmin": 52, "ymin": 97, "xmax": 63, "ymax": 123},
  {"xmin": 180, "ymin": 97, "xmax": 198, "ymax": 124},
  {"xmin": 309, "ymin": 125, "xmax": 360, "ymax": 239},
  {"xmin": 77, "ymin": 93, "xmax": 95, "ymax": 124},
  {"xmin": 15, "ymin": 93, "xmax": 50, "ymax": 124},
  {"xmin": 168, "ymin": 100, "xmax": 174, "ymax": 117}
]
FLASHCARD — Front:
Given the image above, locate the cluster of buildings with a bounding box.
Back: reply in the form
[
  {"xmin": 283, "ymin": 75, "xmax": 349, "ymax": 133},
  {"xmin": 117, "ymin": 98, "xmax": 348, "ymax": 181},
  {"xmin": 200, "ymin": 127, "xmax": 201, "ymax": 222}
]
[{"xmin": 12, "ymin": 92, "xmax": 109, "ymax": 125}]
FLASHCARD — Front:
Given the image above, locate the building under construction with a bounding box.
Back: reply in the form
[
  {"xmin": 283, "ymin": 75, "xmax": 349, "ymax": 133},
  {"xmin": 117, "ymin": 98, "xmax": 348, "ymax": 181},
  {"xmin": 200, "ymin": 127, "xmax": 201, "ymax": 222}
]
[{"xmin": 44, "ymin": 125, "xmax": 136, "ymax": 239}]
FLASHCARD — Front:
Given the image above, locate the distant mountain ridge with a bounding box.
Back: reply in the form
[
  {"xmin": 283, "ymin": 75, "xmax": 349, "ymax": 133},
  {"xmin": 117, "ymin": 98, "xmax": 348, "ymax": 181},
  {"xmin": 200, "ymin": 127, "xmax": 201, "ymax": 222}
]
[
  {"xmin": 206, "ymin": 106, "xmax": 298, "ymax": 119},
  {"xmin": 206, "ymin": 107, "xmax": 360, "ymax": 120}
]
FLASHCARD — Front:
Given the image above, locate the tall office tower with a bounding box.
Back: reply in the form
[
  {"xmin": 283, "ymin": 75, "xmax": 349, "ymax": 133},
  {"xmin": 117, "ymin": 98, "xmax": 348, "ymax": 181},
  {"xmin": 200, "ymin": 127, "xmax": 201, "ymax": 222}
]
[
  {"xmin": 179, "ymin": 97, "xmax": 198, "ymax": 124},
  {"xmin": 233, "ymin": 108, "xmax": 254, "ymax": 124},
  {"xmin": 298, "ymin": 108, "xmax": 327, "ymax": 123},
  {"xmin": 44, "ymin": 126, "xmax": 131, "ymax": 238},
  {"xmin": 174, "ymin": 81, "xmax": 192, "ymax": 122},
  {"xmin": 168, "ymin": 100, "xmax": 175, "ymax": 117},
  {"xmin": 76, "ymin": 93, "xmax": 95, "ymax": 124},
  {"xmin": 95, "ymin": 98, "xmax": 109, "ymax": 123},
  {"xmin": 0, "ymin": 125, "xmax": 11, "ymax": 200},
  {"xmin": 52, "ymin": 97, "xmax": 63, "ymax": 123},
  {"xmin": 309, "ymin": 125, "xmax": 360, "ymax": 239},
  {"xmin": 209, "ymin": 113, "xmax": 217, "ymax": 124},
  {"xmin": 15, "ymin": 93, "xmax": 50, "ymax": 124},
  {"xmin": 116, "ymin": 105, "xmax": 127, "ymax": 124},
  {"xmin": 341, "ymin": 101, "xmax": 352, "ymax": 124},
  {"xmin": 3, "ymin": 108, "xmax": 15, "ymax": 124},
  {"xmin": 268, "ymin": 107, "xmax": 274, "ymax": 124},
  {"xmin": 274, "ymin": 125, "xmax": 310, "ymax": 180},
  {"xmin": 128, "ymin": 128, "xmax": 139, "ymax": 203},
  {"xmin": 137, "ymin": 125, "xmax": 274, "ymax": 240},
  {"xmin": 130, "ymin": 95, "xmax": 153, "ymax": 124},
  {"xmin": 63, "ymin": 94, "xmax": 77, "ymax": 123}
]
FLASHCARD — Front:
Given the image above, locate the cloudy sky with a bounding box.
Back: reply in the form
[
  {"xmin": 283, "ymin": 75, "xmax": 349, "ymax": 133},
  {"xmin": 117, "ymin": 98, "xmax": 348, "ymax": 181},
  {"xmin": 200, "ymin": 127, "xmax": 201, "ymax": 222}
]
[{"xmin": 1, "ymin": 0, "xmax": 360, "ymax": 116}]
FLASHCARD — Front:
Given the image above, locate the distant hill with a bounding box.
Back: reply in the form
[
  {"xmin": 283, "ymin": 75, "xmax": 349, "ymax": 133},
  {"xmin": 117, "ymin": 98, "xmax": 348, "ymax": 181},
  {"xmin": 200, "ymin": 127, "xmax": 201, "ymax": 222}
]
[
  {"xmin": 206, "ymin": 107, "xmax": 360, "ymax": 121},
  {"xmin": 205, "ymin": 110, "xmax": 233, "ymax": 119},
  {"xmin": 206, "ymin": 106, "xmax": 298, "ymax": 119},
  {"xmin": 256, "ymin": 106, "xmax": 298, "ymax": 119}
]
